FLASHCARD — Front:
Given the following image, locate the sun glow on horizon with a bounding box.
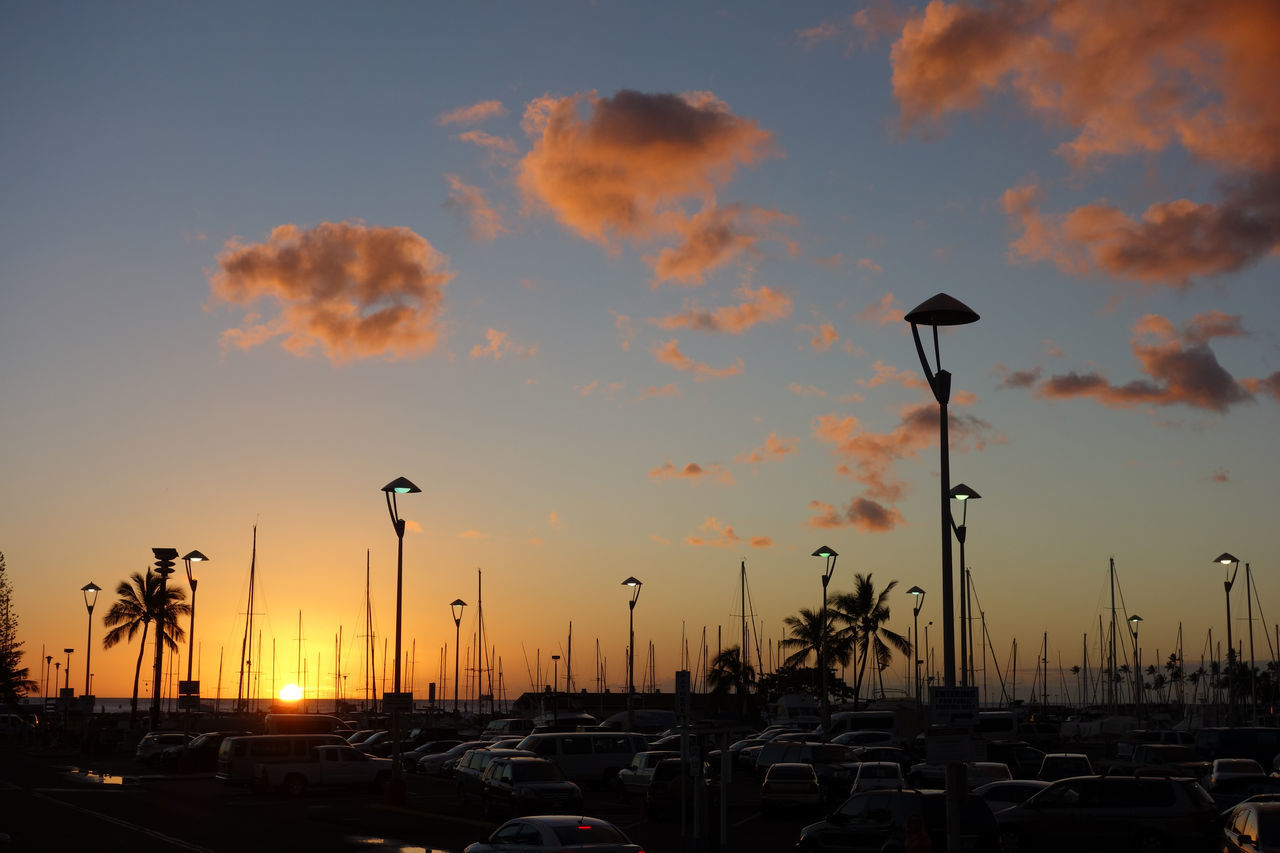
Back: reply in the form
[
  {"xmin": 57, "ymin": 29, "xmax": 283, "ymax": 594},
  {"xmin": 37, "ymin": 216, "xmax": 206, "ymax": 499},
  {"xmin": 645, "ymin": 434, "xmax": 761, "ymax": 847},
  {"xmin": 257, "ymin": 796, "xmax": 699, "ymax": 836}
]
[{"xmin": 279, "ymin": 683, "xmax": 303, "ymax": 702}]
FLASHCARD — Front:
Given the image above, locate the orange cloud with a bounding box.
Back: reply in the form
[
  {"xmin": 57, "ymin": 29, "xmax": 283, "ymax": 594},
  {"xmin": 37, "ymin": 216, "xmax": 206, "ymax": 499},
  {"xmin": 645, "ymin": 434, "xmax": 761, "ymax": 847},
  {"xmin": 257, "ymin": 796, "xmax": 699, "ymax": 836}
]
[
  {"xmin": 788, "ymin": 383, "xmax": 827, "ymax": 398},
  {"xmin": 798, "ymin": 322, "xmax": 839, "ymax": 352},
  {"xmin": 683, "ymin": 516, "xmax": 742, "ymax": 548},
  {"xmin": 516, "ymin": 89, "xmax": 785, "ymax": 284},
  {"xmin": 210, "ymin": 221, "xmax": 452, "ymax": 363},
  {"xmin": 649, "ymin": 534, "xmax": 672, "ymax": 545},
  {"xmin": 637, "ymin": 383, "xmax": 682, "ymax": 400},
  {"xmin": 1032, "ymin": 311, "xmax": 1258, "ymax": 412},
  {"xmin": 652, "ymin": 339, "xmax": 744, "ymax": 381},
  {"xmin": 444, "ymin": 175, "xmax": 509, "ymax": 242},
  {"xmin": 857, "ymin": 360, "xmax": 931, "ymax": 391},
  {"xmin": 574, "ymin": 379, "xmax": 625, "ymax": 397},
  {"xmin": 650, "ymin": 284, "xmax": 792, "ymax": 334},
  {"xmin": 438, "ymin": 100, "xmax": 508, "ymax": 126},
  {"xmin": 649, "ymin": 461, "xmax": 734, "ymax": 485},
  {"xmin": 1211, "ymin": 468, "xmax": 1230, "ymax": 484},
  {"xmin": 548, "ymin": 511, "xmax": 564, "ymax": 530},
  {"xmin": 471, "ymin": 329, "xmax": 536, "ymax": 360},
  {"xmin": 807, "ymin": 498, "xmax": 906, "ymax": 533},
  {"xmin": 749, "ymin": 537, "xmax": 773, "ymax": 548},
  {"xmin": 890, "ymin": 1, "xmax": 1280, "ymax": 288},
  {"xmin": 612, "ymin": 311, "xmax": 636, "ymax": 350},
  {"xmin": 856, "ymin": 292, "xmax": 902, "ymax": 327},
  {"xmin": 735, "ymin": 431, "xmax": 799, "ymax": 465}
]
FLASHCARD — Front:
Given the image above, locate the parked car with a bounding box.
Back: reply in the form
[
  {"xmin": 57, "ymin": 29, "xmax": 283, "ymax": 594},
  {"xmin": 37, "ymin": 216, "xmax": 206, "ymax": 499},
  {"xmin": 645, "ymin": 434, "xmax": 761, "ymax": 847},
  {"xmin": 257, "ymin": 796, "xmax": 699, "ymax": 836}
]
[
  {"xmin": 417, "ymin": 740, "xmax": 490, "ymax": 777},
  {"xmin": 986, "ymin": 741, "xmax": 1046, "ymax": 779},
  {"xmin": 455, "ymin": 748, "xmax": 534, "ymax": 808},
  {"xmin": 760, "ymin": 762, "xmax": 824, "ymax": 814},
  {"xmin": 1111, "ymin": 743, "xmax": 1211, "ymax": 780},
  {"xmin": 973, "ymin": 779, "xmax": 1050, "ymax": 814},
  {"xmin": 615, "ymin": 750, "xmax": 679, "ymax": 800},
  {"xmin": 479, "ymin": 755, "xmax": 583, "ymax": 818},
  {"xmin": 747, "ymin": 732, "xmax": 825, "ymax": 774},
  {"xmin": 464, "ymin": 815, "xmax": 641, "ymax": 853},
  {"xmin": 1037, "ymin": 752, "xmax": 1093, "ymax": 782},
  {"xmin": 482, "ymin": 718, "xmax": 536, "ymax": 738},
  {"xmin": 850, "ymin": 760, "xmax": 905, "ymax": 793},
  {"xmin": 832, "ymin": 729, "xmax": 906, "ymax": 749},
  {"xmin": 996, "ymin": 774, "xmax": 1218, "ymax": 853},
  {"xmin": 254, "ymin": 744, "xmax": 392, "ymax": 796},
  {"xmin": 1210, "ymin": 776, "xmax": 1280, "ymax": 811},
  {"xmin": 345, "ymin": 729, "xmax": 381, "ymax": 745},
  {"xmin": 908, "ymin": 760, "xmax": 1010, "ymax": 790},
  {"xmin": 645, "ymin": 757, "xmax": 718, "ymax": 819},
  {"xmin": 135, "ymin": 731, "xmax": 193, "ymax": 766},
  {"xmin": 159, "ymin": 730, "xmax": 250, "ymax": 772},
  {"xmin": 399, "ymin": 739, "xmax": 463, "ymax": 773},
  {"xmin": 1223, "ymin": 800, "xmax": 1280, "ymax": 852},
  {"xmin": 796, "ymin": 788, "xmax": 999, "ymax": 852},
  {"xmin": 1212, "ymin": 758, "xmax": 1267, "ymax": 788}
]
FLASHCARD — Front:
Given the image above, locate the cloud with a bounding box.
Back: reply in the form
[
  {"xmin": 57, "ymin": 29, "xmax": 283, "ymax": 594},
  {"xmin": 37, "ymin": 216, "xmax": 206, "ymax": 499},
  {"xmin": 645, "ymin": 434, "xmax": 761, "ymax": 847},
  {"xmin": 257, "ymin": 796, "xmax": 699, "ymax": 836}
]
[
  {"xmin": 471, "ymin": 328, "xmax": 537, "ymax": 360},
  {"xmin": 612, "ymin": 311, "xmax": 636, "ymax": 350},
  {"xmin": 652, "ymin": 339, "xmax": 744, "ymax": 381},
  {"xmin": 637, "ymin": 383, "xmax": 682, "ymax": 400},
  {"xmin": 788, "ymin": 383, "xmax": 827, "ymax": 398},
  {"xmin": 516, "ymin": 89, "xmax": 786, "ymax": 284},
  {"xmin": 798, "ymin": 321, "xmax": 839, "ymax": 352},
  {"xmin": 574, "ymin": 379, "xmax": 625, "ymax": 397},
  {"xmin": 856, "ymin": 292, "xmax": 902, "ymax": 327},
  {"xmin": 649, "ymin": 461, "xmax": 734, "ymax": 485},
  {"xmin": 1031, "ymin": 311, "xmax": 1257, "ymax": 412},
  {"xmin": 856, "ymin": 360, "xmax": 931, "ymax": 391},
  {"xmin": 459, "ymin": 529, "xmax": 489, "ymax": 540},
  {"xmin": 548, "ymin": 511, "xmax": 564, "ymax": 530},
  {"xmin": 889, "ymin": 1, "xmax": 1280, "ymax": 288},
  {"xmin": 437, "ymin": 100, "xmax": 508, "ymax": 126},
  {"xmin": 404, "ymin": 520, "xmax": 423, "ymax": 534},
  {"xmin": 209, "ymin": 221, "xmax": 453, "ymax": 363},
  {"xmin": 444, "ymin": 174, "xmax": 509, "ymax": 242},
  {"xmin": 649, "ymin": 533, "xmax": 671, "ymax": 546},
  {"xmin": 735, "ymin": 431, "xmax": 799, "ymax": 465},
  {"xmin": 807, "ymin": 497, "xmax": 906, "ymax": 533},
  {"xmin": 749, "ymin": 536, "xmax": 773, "ymax": 548},
  {"xmin": 650, "ymin": 284, "xmax": 792, "ymax": 334},
  {"xmin": 1242, "ymin": 371, "xmax": 1280, "ymax": 403},
  {"xmin": 992, "ymin": 364, "xmax": 1043, "ymax": 389},
  {"xmin": 1211, "ymin": 468, "xmax": 1230, "ymax": 484},
  {"xmin": 683, "ymin": 516, "xmax": 742, "ymax": 547}
]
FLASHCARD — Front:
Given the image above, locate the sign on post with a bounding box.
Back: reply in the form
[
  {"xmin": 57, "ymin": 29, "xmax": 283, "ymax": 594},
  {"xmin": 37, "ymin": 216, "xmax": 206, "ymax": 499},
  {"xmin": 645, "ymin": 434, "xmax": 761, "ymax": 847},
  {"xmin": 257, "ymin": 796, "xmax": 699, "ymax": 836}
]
[
  {"xmin": 675, "ymin": 670, "xmax": 691, "ymax": 722},
  {"xmin": 929, "ymin": 686, "xmax": 979, "ymax": 726}
]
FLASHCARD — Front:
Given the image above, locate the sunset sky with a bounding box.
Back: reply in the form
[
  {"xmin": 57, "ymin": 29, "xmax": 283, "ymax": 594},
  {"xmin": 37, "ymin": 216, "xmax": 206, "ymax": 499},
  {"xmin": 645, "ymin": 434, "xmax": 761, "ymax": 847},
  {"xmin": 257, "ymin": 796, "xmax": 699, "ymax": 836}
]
[{"xmin": 3, "ymin": 1, "xmax": 1278, "ymax": 707}]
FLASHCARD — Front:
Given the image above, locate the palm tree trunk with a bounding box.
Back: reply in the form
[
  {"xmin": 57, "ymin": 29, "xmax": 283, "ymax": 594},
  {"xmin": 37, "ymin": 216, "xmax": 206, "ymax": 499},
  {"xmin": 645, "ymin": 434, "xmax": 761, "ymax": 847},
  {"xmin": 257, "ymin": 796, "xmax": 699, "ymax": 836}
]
[{"xmin": 130, "ymin": 622, "xmax": 149, "ymax": 724}]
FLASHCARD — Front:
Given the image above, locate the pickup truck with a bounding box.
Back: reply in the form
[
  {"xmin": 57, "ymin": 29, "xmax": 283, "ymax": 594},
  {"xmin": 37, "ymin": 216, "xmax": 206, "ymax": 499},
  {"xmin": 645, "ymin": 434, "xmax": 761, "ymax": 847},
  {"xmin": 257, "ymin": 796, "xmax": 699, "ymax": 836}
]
[{"xmin": 255, "ymin": 744, "xmax": 393, "ymax": 795}]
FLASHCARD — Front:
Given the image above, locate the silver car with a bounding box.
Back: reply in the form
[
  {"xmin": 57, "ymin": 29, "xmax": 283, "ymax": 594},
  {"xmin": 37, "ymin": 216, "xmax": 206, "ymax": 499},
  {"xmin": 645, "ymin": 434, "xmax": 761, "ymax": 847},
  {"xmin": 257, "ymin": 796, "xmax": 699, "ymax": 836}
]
[{"xmin": 464, "ymin": 815, "xmax": 641, "ymax": 853}]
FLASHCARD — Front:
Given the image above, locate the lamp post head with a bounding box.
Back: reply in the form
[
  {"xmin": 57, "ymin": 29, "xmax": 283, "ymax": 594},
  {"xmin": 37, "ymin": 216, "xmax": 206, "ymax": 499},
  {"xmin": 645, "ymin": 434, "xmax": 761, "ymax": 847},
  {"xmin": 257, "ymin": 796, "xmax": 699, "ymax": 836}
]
[
  {"xmin": 382, "ymin": 477, "xmax": 422, "ymax": 495},
  {"xmin": 81, "ymin": 582, "xmax": 101, "ymax": 612},
  {"xmin": 950, "ymin": 484, "xmax": 981, "ymax": 501},
  {"xmin": 1215, "ymin": 552, "xmax": 1239, "ymax": 565},
  {"xmin": 182, "ymin": 550, "xmax": 208, "ymax": 563},
  {"xmin": 812, "ymin": 545, "xmax": 838, "ymax": 584},
  {"xmin": 904, "ymin": 293, "xmax": 981, "ymax": 327},
  {"xmin": 622, "ymin": 576, "xmax": 642, "ymax": 606},
  {"xmin": 551, "ymin": 654, "xmax": 560, "ymax": 661},
  {"xmin": 907, "ymin": 585, "xmax": 925, "ymax": 613},
  {"xmin": 450, "ymin": 598, "xmax": 467, "ymax": 624}
]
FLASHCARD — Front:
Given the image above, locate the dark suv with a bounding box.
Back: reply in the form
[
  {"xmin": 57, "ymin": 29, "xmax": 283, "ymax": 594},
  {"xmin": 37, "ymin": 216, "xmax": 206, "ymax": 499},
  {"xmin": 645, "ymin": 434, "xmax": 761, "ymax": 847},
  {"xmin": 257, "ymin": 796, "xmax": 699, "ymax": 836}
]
[
  {"xmin": 996, "ymin": 774, "xmax": 1218, "ymax": 852},
  {"xmin": 480, "ymin": 755, "xmax": 582, "ymax": 818},
  {"xmin": 796, "ymin": 788, "xmax": 998, "ymax": 852}
]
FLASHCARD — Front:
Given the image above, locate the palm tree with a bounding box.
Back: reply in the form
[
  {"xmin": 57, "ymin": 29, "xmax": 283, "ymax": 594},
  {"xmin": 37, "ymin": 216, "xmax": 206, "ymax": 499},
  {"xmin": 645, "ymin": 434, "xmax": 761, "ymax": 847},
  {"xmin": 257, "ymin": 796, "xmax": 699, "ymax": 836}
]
[
  {"xmin": 103, "ymin": 570, "xmax": 190, "ymax": 723},
  {"xmin": 708, "ymin": 645, "xmax": 755, "ymax": 718},
  {"xmin": 832, "ymin": 574, "xmax": 911, "ymax": 706},
  {"xmin": 779, "ymin": 607, "xmax": 853, "ymax": 701}
]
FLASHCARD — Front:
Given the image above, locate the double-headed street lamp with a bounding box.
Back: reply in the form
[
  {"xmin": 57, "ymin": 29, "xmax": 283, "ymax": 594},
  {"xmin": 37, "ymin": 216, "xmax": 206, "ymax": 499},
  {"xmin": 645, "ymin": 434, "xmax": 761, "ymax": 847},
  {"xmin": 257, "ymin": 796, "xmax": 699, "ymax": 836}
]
[
  {"xmin": 1128, "ymin": 615, "xmax": 1143, "ymax": 714},
  {"xmin": 622, "ymin": 577, "xmax": 642, "ymax": 732},
  {"xmin": 813, "ymin": 546, "xmax": 838, "ymax": 727},
  {"xmin": 382, "ymin": 476, "xmax": 420, "ymax": 801},
  {"xmin": 181, "ymin": 551, "xmax": 209, "ymax": 691},
  {"xmin": 907, "ymin": 586, "xmax": 925, "ymax": 702},
  {"xmin": 450, "ymin": 598, "xmax": 467, "ymax": 714},
  {"xmin": 150, "ymin": 548, "xmax": 178, "ymax": 729},
  {"xmin": 906, "ymin": 293, "xmax": 979, "ymax": 853},
  {"xmin": 81, "ymin": 583, "xmax": 100, "ymax": 699},
  {"xmin": 949, "ymin": 484, "xmax": 980, "ymax": 687}
]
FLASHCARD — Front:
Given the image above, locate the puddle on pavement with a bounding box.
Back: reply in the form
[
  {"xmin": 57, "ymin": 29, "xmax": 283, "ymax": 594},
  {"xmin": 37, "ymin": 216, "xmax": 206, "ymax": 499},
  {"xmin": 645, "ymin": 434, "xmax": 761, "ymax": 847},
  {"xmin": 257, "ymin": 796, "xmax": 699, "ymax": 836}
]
[{"xmin": 62, "ymin": 768, "xmax": 139, "ymax": 786}]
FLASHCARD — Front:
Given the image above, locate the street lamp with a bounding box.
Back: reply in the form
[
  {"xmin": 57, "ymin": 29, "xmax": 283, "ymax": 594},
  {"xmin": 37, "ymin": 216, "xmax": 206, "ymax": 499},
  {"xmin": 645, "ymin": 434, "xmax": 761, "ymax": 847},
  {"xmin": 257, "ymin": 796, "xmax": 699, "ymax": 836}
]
[
  {"xmin": 551, "ymin": 654, "xmax": 561, "ymax": 720},
  {"xmin": 181, "ymin": 551, "xmax": 208, "ymax": 693},
  {"xmin": 1215, "ymin": 553, "xmax": 1242, "ymax": 725},
  {"xmin": 450, "ymin": 598, "xmax": 467, "ymax": 714},
  {"xmin": 382, "ymin": 475, "xmax": 420, "ymax": 801},
  {"xmin": 949, "ymin": 484, "xmax": 980, "ymax": 687},
  {"xmin": 905, "ymin": 293, "xmax": 979, "ymax": 853},
  {"xmin": 622, "ymin": 577, "xmax": 642, "ymax": 732},
  {"xmin": 907, "ymin": 586, "xmax": 925, "ymax": 702},
  {"xmin": 63, "ymin": 648, "xmax": 74, "ymax": 692},
  {"xmin": 1128, "ymin": 615, "xmax": 1143, "ymax": 715},
  {"xmin": 813, "ymin": 546, "xmax": 838, "ymax": 726},
  {"xmin": 81, "ymin": 583, "xmax": 100, "ymax": 698},
  {"xmin": 150, "ymin": 548, "xmax": 178, "ymax": 729}
]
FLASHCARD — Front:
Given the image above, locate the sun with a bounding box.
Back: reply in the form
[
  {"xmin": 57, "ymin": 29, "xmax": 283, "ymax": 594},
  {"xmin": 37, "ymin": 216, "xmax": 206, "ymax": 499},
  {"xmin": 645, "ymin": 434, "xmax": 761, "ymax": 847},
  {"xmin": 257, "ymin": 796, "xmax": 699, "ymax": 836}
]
[{"xmin": 279, "ymin": 683, "xmax": 303, "ymax": 702}]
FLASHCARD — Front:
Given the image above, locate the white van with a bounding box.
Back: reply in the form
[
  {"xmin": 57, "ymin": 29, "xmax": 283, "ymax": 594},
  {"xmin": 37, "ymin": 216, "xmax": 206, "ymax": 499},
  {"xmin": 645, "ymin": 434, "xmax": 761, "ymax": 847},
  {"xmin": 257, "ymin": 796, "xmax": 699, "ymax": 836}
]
[
  {"xmin": 216, "ymin": 733, "xmax": 347, "ymax": 785},
  {"xmin": 515, "ymin": 732, "xmax": 648, "ymax": 786}
]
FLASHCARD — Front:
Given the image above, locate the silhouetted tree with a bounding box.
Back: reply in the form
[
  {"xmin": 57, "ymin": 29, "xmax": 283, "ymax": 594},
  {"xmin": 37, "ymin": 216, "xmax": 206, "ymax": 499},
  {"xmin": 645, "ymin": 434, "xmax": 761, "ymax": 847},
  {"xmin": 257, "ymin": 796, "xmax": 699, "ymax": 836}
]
[
  {"xmin": 0, "ymin": 552, "xmax": 37, "ymax": 708},
  {"xmin": 780, "ymin": 607, "xmax": 852, "ymax": 704},
  {"xmin": 102, "ymin": 570, "xmax": 190, "ymax": 723},
  {"xmin": 832, "ymin": 574, "xmax": 911, "ymax": 706}
]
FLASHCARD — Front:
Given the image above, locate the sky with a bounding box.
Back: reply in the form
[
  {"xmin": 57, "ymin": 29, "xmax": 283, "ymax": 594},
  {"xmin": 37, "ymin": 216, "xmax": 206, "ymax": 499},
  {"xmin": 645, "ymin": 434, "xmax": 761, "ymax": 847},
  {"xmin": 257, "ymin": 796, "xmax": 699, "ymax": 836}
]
[{"xmin": 2, "ymin": 1, "xmax": 1278, "ymax": 708}]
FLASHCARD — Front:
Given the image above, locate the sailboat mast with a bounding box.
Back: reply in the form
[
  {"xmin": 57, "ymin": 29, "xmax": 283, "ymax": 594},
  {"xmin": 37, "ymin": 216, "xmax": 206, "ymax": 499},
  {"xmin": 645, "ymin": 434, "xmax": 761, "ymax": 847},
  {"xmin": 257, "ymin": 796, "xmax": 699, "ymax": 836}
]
[
  {"xmin": 236, "ymin": 525, "xmax": 257, "ymax": 710},
  {"xmin": 1109, "ymin": 557, "xmax": 1117, "ymax": 712}
]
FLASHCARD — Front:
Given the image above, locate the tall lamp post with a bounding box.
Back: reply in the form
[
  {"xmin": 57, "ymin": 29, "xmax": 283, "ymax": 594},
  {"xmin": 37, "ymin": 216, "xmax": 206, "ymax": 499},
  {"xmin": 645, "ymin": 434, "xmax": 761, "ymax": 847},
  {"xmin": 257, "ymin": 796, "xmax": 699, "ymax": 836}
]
[
  {"xmin": 813, "ymin": 546, "xmax": 838, "ymax": 727},
  {"xmin": 81, "ymin": 583, "xmax": 101, "ymax": 699},
  {"xmin": 450, "ymin": 598, "xmax": 467, "ymax": 714},
  {"xmin": 907, "ymin": 586, "xmax": 925, "ymax": 702},
  {"xmin": 622, "ymin": 577, "xmax": 642, "ymax": 732},
  {"xmin": 1128, "ymin": 615, "xmax": 1143, "ymax": 716},
  {"xmin": 906, "ymin": 293, "xmax": 979, "ymax": 853},
  {"xmin": 1215, "ymin": 553, "xmax": 1241, "ymax": 725},
  {"xmin": 181, "ymin": 551, "xmax": 208, "ymax": 691},
  {"xmin": 382, "ymin": 476, "xmax": 421, "ymax": 802},
  {"xmin": 150, "ymin": 548, "xmax": 178, "ymax": 729},
  {"xmin": 63, "ymin": 648, "xmax": 74, "ymax": 691},
  {"xmin": 949, "ymin": 485, "xmax": 980, "ymax": 687}
]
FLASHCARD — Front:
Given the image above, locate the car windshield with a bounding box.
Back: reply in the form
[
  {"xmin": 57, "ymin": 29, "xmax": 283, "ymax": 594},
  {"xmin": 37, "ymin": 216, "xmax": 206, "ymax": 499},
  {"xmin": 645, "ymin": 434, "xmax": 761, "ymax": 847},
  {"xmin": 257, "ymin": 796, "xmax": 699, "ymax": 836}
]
[
  {"xmin": 769, "ymin": 765, "xmax": 814, "ymax": 780},
  {"xmin": 551, "ymin": 823, "xmax": 626, "ymax": 844},
  {"xmin": 512, "ymin": 763, "xmax": 566, "ymax": 782},
  {"xmin": 1219, "ymin": 760, "xmax": 1262, "ymax": 773},
  {"xmin": 861, "ymin": 765, "xmax": 900, "ymax": 778}
]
